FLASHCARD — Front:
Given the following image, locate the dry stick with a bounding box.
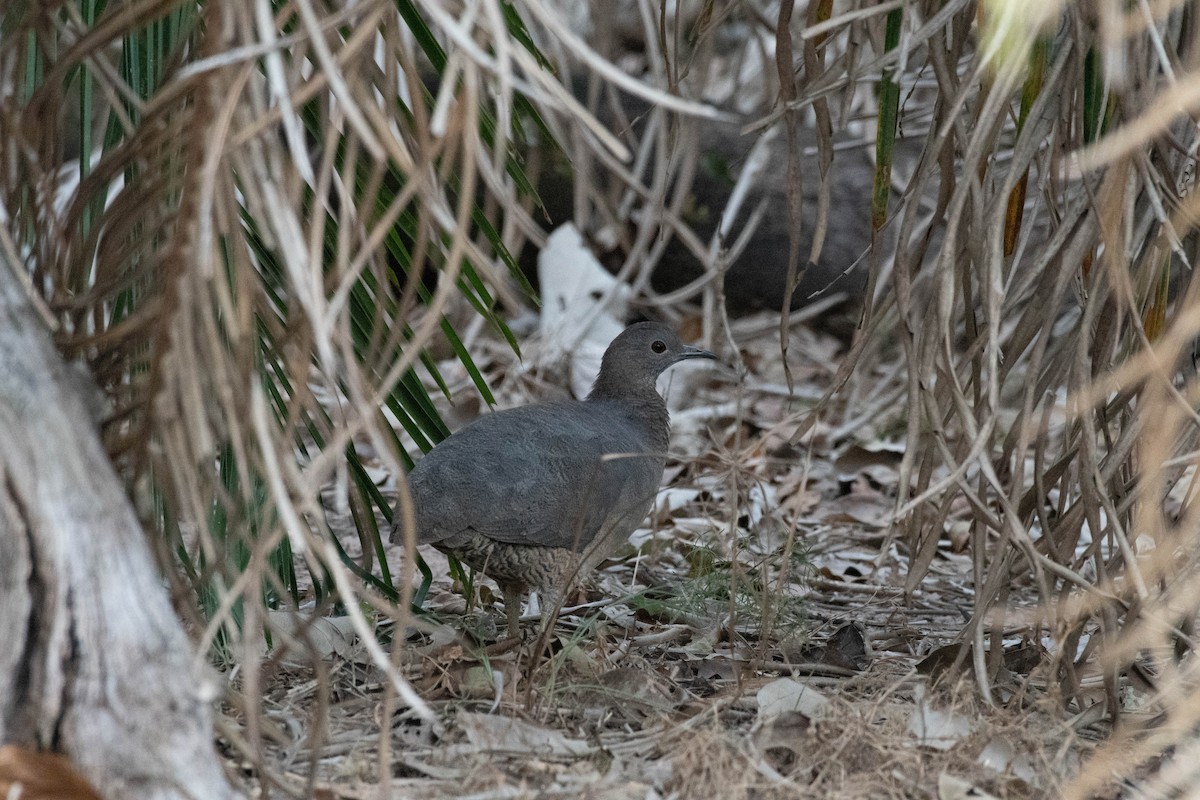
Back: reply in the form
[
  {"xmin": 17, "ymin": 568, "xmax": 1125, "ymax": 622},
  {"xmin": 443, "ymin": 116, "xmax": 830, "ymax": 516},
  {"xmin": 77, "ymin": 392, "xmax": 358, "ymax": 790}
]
[
  {"xmin": 625, "ymin": 113, "xmax": 697, "ymax": 302},
  {"xmin": 882, "ymin": 19, "xmax": 963, "ymax": 535},
  {"xmin": 698, "ymin": 127, "xmax": 779, "ymax": 343},
  {"xmin": 802, "ymin": 0, "xmax": 835, "ymax": 274},
  {"xmin": 744, "ymin": 0, "xmax": 974, "ymax": 135},
  {"xmin": 619, "ymin": 118, "xmax": 700, "ymax": 303},
  {"xmin": 920, "ymin": 55, "xmax": 1037, "ymax": 699},
  {"xmin": 577, "ymin": 133, "xmax": 717, "ymax": 295},
  {"xmin": 302, "ymin": 193, "xmax": 479, "ymax": 483},
  {"xmin": 899, "ymin": 130, "xmax": 1086, "ymax": 517},
  {"xmin": 347, "ymin": 58, "xmax": 492, "ymax": 734},
  {"xmin": 802, "ymin": 0, "xmax": 904, "ymax": 41},
  {"xmin": 480, "ymin": 0, "xmax": 515, "ymax": 168},
  {"xmin": 248, "ymin": 58, "xmax": 473, "ymax": 690},
  {"xmin": 1070, "ymin": 263, "xmax": 1122, "ymax": 715},
  {"xmin": 785, "ymin": 15, "xmax": 962, "ymax": 446},
  {"xmin": 292, "ymin": 0, "xmax": 384, "ymax": 158},
  {"xmin": 1046, "ymin": 151, "xmax": 1200, "ymax": 714},
  {"xmin": 259, "ymin": 605, "xmax": 336, "ymax": 799},
  {"xmin": 163, "ymin": 2, "xmax": 260, "ymax": 665},
  {"xmin": 1065, "ymin": 442, "xmax": 1200, "ymax": 793},
  {"xmin": 250, "ymin": 388, "xmax": 433, "ymax": 719},
  {"xmin": 774, "ymin": 0, "xmax": 804, "ymax": 391},
  {"xmin": 828, "ymin": 364, "xmax": 907, "ymax": 441},
  {"xmin": 325, "ymin": 148, "xmax": 427, "ymax": 329},
  {"xmin": 707, "ymin": 202, "xmax": 760, "ymax": 660},
  {"xmin": 379, "ymin": 563, "xmax": 418, "ymax": 789},
  {"xmin": 520, "ymin": 451, "xmax": 649, "ymax": 710},
  {"xmin": 639, "ymin": 0, "xmax": 682, "ymax": 297},
  {"xmin": 518, "ymin": 0, "xmax": 732, "ymax": 122},
  {"xmin": 220, "ymin": 13, "xmax": 387, "ymax": 152}
]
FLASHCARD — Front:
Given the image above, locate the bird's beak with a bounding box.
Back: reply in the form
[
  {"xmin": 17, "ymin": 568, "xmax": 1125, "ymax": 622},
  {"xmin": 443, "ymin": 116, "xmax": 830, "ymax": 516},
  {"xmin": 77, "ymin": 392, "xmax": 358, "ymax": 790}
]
[{"xmin": 679, "ymin": 344, "xmax": 718, "ymax": 361}]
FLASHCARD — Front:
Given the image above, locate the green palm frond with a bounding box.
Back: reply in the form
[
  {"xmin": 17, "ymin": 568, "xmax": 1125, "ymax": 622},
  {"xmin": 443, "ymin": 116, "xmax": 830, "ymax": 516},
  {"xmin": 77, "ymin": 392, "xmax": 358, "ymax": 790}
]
[{"xmin": 1, "ymin": 0, "xmax": 551, "ymax": 655}]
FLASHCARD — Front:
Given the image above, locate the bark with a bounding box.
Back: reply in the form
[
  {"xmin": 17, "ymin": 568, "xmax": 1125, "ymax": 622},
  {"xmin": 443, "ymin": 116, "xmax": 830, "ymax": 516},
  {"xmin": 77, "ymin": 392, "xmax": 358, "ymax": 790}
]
[{"xmin": 0, "ymin": 256, "xmax": 237, "ymax": 800}]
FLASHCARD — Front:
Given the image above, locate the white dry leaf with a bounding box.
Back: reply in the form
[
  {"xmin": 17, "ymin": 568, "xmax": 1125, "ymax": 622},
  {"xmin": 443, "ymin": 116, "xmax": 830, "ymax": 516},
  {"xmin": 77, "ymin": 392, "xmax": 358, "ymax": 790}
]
[
  {"xmin": 669, "ymin": 400, "xmax": 737, "ymax": 429},
  {"xmin": 658, "ymin": 369, "xmax": 721, "ymax": 416},
  {"xmin": 655, "ymin": 487, "xmax": 702, "ymax": 515},
  {"xmin": 833, "ymin": 441, "xmax": 905, "ymax": 474},
  {"xmin": 460, "ymin": 665, "xmax": 503, "ymax": 712},
  {"xmin": 810, "ymin": 547, "xmax": 881, "ymax": 580},
  {"xmin": 927, "ymin": 549, "xmax": 973, "ymax": 577},
  {"xmin": 627, "ymin": 526, "xmax": 658, "ymax": 548},
  {"xmin": 908, "ymin": 685, "xmax": 973, "ymax": 751},
  {"xmin": 595, "ymin": 666, "xmax": 685, "ymax": 708},
  {"xmin": 267, "ymin": 611, "xmax": 356, "ymax": 663},
  {"xmin": 976, "ymin": 735, "xmax": 1040, "ymax": 786},
  {"xmin": 744, "ymin": 482, "xmax": 777, "ymax": 528},
  {"xmin": 670, "ymin": 517, "xmax": 721, "ymax": 537},
  {"xmin": 1166, "ymin": 464, "xmax": 1197, "ymax": 518},
  {"xmin": 361, "ymin": 463, "xmax": 390, "ymax": 487},
  {"xmin": 604, "ymin": 752, "xmax": 674, "ymax": 789},
  {"xmin": 937, "ymin": 773, "xmax": 1002, "ymax": 800},
  {"xmin": 743, "ymin": 516, "xmax": 797, "ymax": 555},
  {"xmin": 456, "ymin": 711, "xmax": 593, "ymax": 757},
  {"xmin": 756, "ymin": 678, "xmax": 829, "ymax": 722},
  {"xmin": 598, "ymin": 602, "xmax": 637, "ymax": 629},
  {"xmin": 820, "ymin": 487, "xmax": 894, "ymax": 529},
  {"xmin": 667, "ymin": 400, "xmax": 734, "ymax": 456},
  {"xmin": 776, "ymin": 471, "xmax": 822, "ymax": 520},
  {"xmin": 537, "ymin": 223, "xmax": 630, "ymax": 398}
]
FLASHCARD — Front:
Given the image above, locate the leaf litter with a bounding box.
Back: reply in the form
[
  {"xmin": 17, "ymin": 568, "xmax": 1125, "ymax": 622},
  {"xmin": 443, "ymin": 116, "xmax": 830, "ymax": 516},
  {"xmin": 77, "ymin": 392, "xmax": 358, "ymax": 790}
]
[{"xmin": 241, "ymin": 310, "xmax": 1095, "ymax": 799}]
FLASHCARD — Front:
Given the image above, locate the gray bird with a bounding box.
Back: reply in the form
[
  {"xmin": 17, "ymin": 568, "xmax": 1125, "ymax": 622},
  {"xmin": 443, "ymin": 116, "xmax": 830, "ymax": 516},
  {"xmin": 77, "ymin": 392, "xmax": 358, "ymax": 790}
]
[{"xmin": 391, "ymin": 322, "xmax": 717, "ymax": 636}]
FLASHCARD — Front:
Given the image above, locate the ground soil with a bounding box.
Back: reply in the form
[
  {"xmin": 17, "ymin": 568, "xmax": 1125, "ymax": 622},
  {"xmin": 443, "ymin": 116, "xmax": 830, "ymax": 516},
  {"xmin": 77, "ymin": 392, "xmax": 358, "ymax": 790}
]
[{"xmin": 230, "ymin": 313, "xmax": 1108, "ymax": 799}]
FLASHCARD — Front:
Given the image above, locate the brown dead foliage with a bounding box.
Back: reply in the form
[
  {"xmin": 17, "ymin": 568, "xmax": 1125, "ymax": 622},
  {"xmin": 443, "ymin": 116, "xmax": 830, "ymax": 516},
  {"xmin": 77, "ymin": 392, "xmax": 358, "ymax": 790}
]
[{"xmin": 221, "ymin": 315, "xmax": 1095, "ymax": 799}]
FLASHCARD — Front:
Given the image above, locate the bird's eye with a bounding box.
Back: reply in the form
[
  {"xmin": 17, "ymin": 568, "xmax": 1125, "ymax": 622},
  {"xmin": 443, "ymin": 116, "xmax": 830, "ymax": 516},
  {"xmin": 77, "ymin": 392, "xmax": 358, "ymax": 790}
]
[{"xmin": 651, "ymin": 340, "xmax": 667, "ymax": 353}]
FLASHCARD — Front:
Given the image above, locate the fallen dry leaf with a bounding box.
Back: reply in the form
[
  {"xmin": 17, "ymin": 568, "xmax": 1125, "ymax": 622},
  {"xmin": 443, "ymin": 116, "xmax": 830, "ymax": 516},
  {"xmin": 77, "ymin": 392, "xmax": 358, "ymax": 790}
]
[
  {"xmin": 456, "ymin": 711, "xmax": 593, "ymax": 758},
  {"xmin": 0, "ymin": 746, "xmax": 103, "ymax": 800}
]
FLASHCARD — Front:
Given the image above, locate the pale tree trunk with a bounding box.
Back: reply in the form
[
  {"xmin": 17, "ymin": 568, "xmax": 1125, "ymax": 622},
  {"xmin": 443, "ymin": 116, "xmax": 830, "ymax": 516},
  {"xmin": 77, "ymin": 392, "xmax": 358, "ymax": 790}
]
[{"xmin": 0, "ymin": 252, "xmax": 237, "ymax": 800}]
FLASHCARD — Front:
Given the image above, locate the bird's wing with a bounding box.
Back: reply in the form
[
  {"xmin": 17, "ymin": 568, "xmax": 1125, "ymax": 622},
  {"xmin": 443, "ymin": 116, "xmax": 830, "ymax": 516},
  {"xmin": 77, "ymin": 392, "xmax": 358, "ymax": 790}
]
[{"xmin": 407, "ymin": 406, "xmax": 662, "ymax": 551}]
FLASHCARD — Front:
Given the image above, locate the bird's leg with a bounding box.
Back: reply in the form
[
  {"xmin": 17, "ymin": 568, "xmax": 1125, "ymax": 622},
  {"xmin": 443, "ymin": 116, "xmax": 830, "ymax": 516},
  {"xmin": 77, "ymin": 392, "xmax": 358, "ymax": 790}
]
[{"xmin": 501, "ymin": 584, "xmax": 523, "ymax": 639}]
